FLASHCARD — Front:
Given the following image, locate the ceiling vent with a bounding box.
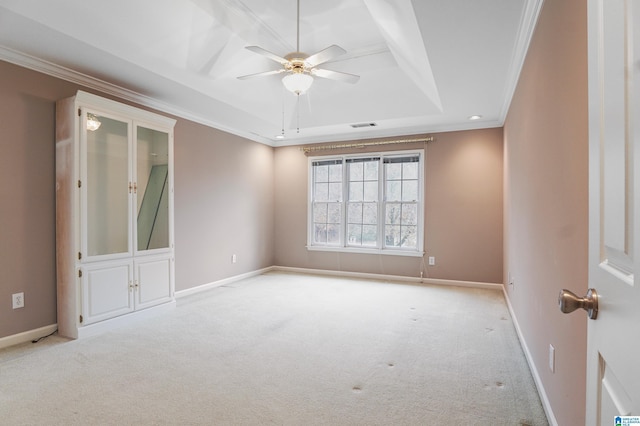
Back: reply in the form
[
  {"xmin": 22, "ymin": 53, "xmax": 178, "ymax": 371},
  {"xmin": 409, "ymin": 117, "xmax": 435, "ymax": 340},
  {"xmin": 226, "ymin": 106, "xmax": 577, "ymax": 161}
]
[{"xmin": 350, "ymin": 122, "xmax": 377, "ymax": 129}]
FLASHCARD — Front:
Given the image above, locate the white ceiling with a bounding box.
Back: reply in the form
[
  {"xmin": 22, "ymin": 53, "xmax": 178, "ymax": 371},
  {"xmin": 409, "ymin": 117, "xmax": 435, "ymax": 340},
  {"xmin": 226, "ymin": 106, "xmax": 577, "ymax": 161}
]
[{"xmin": 0, "ymin": 0, "xmax": 542, "ymax": 146}]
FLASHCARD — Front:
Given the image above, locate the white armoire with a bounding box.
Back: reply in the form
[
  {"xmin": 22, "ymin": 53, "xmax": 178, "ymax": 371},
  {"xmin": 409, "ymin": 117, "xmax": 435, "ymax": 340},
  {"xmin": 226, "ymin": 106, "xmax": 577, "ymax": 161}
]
[{"xmin": 56, "ymin": 91, "xmax": 176, "ymax": 339}]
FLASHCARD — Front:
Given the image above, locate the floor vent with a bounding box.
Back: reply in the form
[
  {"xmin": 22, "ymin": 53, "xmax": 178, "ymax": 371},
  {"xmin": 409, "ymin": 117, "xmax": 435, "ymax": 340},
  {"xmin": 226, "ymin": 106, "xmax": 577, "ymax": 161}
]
[{"xmin": 350, "ymin": 122, "xmax": 377, "ymax": 128}]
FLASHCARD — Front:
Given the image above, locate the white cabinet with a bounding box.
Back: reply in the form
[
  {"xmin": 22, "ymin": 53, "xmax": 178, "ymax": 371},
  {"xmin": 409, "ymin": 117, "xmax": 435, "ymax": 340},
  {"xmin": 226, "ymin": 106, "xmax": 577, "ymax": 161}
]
[{"xmin": 56, "ymin": 91, "xmax": 176, "ymax": 339}]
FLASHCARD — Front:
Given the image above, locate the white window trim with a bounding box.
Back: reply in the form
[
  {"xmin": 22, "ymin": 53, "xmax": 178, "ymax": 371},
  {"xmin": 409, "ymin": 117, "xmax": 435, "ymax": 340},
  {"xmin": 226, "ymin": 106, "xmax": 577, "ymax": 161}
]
[{"xmin": 307, "ymin": 149, "xmax": 425, "ymax": 256}]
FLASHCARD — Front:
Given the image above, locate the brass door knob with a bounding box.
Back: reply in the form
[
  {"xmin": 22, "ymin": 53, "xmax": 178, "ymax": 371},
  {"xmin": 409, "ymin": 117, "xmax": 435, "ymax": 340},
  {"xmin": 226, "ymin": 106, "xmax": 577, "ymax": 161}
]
[{"xmin": 558, "ymin": 288, "xmax": 598, "ymax": 320}]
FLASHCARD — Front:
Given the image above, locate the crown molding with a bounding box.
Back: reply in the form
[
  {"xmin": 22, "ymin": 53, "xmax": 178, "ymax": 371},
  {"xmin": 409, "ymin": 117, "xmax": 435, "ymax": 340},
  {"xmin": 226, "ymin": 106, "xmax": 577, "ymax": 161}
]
[
  {"xmin": 0, "ymin": 44, "xmax": 276, "ymax": 147},
  {"xmin": 499, "ymin": 0, "xmax": 545, "ymax": 122}
]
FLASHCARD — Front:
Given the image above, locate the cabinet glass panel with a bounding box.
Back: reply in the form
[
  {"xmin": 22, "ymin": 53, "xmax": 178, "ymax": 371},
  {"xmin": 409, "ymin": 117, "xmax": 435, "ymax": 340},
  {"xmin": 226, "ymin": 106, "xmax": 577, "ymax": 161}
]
[
  {"xmin": 136, "ymin": 126, "xmax": 170, "ymax": 251},
  {"xmin": 86, "ymin": 114, "xmax": 130, "ymax": 256}
]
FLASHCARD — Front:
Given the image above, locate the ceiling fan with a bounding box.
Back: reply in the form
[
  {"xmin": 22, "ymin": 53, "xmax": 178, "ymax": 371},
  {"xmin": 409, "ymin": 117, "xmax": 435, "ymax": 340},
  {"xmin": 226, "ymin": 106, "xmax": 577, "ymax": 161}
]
[{"xmin": 237, "ymin": 0, "xmax": 360, "ymax": 95}]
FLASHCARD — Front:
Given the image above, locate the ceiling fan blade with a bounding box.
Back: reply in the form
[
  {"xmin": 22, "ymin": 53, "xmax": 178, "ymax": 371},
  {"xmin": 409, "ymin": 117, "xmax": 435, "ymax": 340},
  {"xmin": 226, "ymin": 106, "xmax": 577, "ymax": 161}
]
[
  {"xmin": 237, "ymin": 69, "xmax": 285, "ymax": 80},
  {"xmin": 245, "ymin": 46, "xmax": 290, "ymax": 65},
  {"xmin": 311, "ymin": 68, "xmax": 360, "ymax": 84},
  {"xmin": 305, "ymin": 45, "xmax": 347, "ymax": 68}
]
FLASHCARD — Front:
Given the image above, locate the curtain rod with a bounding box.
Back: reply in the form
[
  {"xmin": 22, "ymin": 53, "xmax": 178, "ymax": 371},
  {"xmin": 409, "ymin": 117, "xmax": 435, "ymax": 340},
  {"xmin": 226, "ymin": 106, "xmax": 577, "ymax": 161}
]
[{"xmin": 299, "ymin": 137, "xmax": 434, "ymax": 154}]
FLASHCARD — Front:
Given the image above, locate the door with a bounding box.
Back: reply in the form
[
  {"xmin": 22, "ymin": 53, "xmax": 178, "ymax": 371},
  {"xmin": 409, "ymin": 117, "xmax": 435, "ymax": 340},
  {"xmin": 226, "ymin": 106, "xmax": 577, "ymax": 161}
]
[
  {"xmin": 134, "ymin": 256, "xmax": 173, "ymax": 310},
  {"xmin": 134, "ymin": 124, "xmax": 172, "ymax": 254},
  {"xmin": 81, "ymin": 109, "xmax": 133, "ymax": 261},
  {"xmin": 586, "ymin": 0, "xmax": 640, "ymax": 423},
  {"xmin": 81, "ymin": 260, "xmax": 134, "ymax": 325}
]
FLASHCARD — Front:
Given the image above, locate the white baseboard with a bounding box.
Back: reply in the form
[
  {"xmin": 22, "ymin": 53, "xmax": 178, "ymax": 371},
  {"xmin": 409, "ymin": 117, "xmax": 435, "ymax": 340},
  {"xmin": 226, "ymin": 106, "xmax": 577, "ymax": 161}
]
[
  {"xmin": 0, "ymin": 324, "xmax": 58, "ymax": 350},
  {"xmin": 502, "ymin": 288, "xmax": 558, "ymax": 426},
  {"xmin": 174, "ymin": 265, "xmax": 502, "ymax": 301},
  {"xmin": 272, "ymin": 265, "xmax": 503, "ymax": 290},
  {"xmin": 174, "ymin": 266, "xmax": 274, "ymax": 299}
]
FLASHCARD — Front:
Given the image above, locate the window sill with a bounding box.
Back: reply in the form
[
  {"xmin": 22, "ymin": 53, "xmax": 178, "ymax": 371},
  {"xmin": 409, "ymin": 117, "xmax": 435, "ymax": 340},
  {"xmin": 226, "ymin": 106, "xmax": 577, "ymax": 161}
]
[{"xmin": 306, "ymin": 245, "xmax": 425, "ymax": 258}]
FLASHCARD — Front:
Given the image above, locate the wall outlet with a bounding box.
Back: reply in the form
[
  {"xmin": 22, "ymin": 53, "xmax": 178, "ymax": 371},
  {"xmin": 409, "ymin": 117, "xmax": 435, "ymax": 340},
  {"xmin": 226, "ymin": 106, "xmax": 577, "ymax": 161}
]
[
  {"xmin": 12, "ymin": 292, "xmax": 24, "ymax": 309},
  {"xmin": 232, "ymin": 254, "xmax": 237, "ymax": 264},
  {"xmin": 549, "ymin": 344, "xmax": 555, "ymax": 373},
  {"xmin": 428, "ymin": 256, "xmax": 435, "ymax": 266}
]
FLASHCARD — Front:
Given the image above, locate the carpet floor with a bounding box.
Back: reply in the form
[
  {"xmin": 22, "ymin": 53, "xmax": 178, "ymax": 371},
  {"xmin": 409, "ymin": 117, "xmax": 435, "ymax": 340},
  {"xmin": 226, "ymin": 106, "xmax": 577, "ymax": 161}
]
[{"xmin": 0, "ymin": 272, "xmax": 548, "ymax": 425}]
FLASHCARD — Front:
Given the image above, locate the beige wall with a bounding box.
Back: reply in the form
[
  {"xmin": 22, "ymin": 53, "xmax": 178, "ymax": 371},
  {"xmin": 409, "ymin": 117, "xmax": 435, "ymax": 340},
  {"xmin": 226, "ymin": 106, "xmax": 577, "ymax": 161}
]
[
  {"xmin": 504, "ymin": 0, "xmax": 588, "ymax": 423},
  {"xmin": 0, "ymin": 60, "xmax": 275, "ymax": 338},
  {"xmin": 274, "ymin": 128, "xmax": 504, "ymax": 283},
  {"xmin": 173, "ymin": 120, "xmax": 274, "ymax": 291},
  {"xmin": 0, "ymin": 62, "xmax": 65, "ymax": 338}
]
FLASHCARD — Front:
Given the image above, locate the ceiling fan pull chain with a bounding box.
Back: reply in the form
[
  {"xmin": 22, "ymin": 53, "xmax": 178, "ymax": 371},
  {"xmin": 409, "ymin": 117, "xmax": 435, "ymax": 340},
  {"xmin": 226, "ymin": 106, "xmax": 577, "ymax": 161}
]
[
  {"xmin": 297, "ymin": 93, "xmax": 300, "ymax": 133},
  {"xmin": 281, "ymin": 90, "xmax": 286, "ymax": 137}
]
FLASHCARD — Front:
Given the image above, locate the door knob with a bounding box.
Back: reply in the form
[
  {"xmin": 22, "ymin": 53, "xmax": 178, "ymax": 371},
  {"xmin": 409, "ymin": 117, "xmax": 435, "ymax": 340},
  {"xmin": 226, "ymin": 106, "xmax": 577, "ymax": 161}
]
[{"xmin": 558, "ymin": 288, "xmax": 598, "ymax": 320}]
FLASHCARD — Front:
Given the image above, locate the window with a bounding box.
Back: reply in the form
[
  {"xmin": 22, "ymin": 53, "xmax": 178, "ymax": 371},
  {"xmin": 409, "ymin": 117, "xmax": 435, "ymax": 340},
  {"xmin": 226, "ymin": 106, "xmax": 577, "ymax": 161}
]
[{"xmin": 309, "ymin": 150, "xmax": 424, "ymax": 256}]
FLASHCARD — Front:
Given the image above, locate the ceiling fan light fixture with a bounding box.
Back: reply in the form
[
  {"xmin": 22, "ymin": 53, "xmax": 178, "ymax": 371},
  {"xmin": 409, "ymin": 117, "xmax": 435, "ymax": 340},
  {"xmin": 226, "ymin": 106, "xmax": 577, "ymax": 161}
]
[{"xmin": 282, "ymin": 73, "xmax": 313, "ymax": 95}]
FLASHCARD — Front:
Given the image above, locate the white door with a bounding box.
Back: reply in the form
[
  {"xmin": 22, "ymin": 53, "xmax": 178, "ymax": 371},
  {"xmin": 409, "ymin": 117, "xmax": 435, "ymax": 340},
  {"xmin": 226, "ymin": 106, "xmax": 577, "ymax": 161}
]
[
  {"xmin": 134, "ymin": 256, "xmax": 173, "ymax": 310},
  {"xmin": 585, "ymin": 0, "xmax": 640, "ymax": 423},
  {"xmin": 81, "ymin": 260, "xmax": 134, "ymax": 325}
]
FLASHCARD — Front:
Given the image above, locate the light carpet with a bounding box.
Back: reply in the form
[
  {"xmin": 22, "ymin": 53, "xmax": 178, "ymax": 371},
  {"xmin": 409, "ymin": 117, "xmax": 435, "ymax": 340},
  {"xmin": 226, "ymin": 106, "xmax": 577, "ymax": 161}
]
[{"xmin": 0, "ymin": 272, "xmax": 548, "ymax": 425}]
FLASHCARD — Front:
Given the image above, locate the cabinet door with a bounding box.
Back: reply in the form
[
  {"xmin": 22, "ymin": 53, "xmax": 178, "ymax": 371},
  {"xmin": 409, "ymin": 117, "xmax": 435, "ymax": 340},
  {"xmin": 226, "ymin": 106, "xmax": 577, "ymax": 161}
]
[
  {"xmin": 135, "ymin": 125, "xmax": 171, "ymax": 253},
  {"xmin": 134, "ymin": 256, "xmax": 173, "ymax": 310},
  {"xmin": 81, "ymin": 260, "xmax": 134, "ymax": 325},
  {"xmin": 82, "ymin": 110, "xmax": 132, "ymax": 260}
]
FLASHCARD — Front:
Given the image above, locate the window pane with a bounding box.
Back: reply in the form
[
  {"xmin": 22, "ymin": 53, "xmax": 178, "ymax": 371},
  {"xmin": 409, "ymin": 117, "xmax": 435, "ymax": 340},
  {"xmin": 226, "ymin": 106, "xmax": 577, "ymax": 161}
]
[
  {"xmin": 401, "ymin": 203, "xmax": 418, "ymax": 225},
  {"xmin": 327, "ymin": 203, "xmax": 341, "ymax": 223},
  {"xmin": 348, "ymin": 203, "xmax": 363, "ymax": 223},
  {"xmin": 386, "ymin": 181, "xmax": 401, "ymax": 201},
  {"xmin": 315, "ymin": 165, "xmax": 328, "ymax": 182},
  {"xmin": 364, "ymin": 161, "xmax": 378, "ymax": 180},
  {"xmin": 314, "ymin": 224, "xmax": 327, "ymax": 243},
  {"xmin": 315, "ymin": 183, "xmax": 328, "ymax": 201},
  {"xmin": 386, "ymin": 203, "xmax": 401, "ymax": 225},
  {"xmin": 329, "ymin": 164, "xmax": 342, "ymax": 182},
  {"xmin": 364, "ymin": 181, "xmax": 378, "ymax": 201},
  {"xmin": 349, "ymin": 182, "xmax": 363, "ymax": 201},
  {"xmin": 403, "ymin": 162, "xmax": 418, "ymax": 179},
  {"xmin": 362, "ymin": 225, "xmax": 377, "ymax": 246},
  {"xmin": 401, "ymin": 226, "xmax": 418, "ymax": 248},
  {"xmin": 385, "ymin": 225, "xmax": 401, "ymax": 247},
  {"xmin": 348, "ymin": 224, "xmax": 362, "ymax": 245},
  {"xmin": 313, "ymin": 203, "xmax": 328, "ymax": 223},
  {"xmin": 386, "ymin": 163, "xmax": 401, "ymax": 180},
  {"xmin": 402, "ymin": 180, "xmax": 418, "ymax": 202},
  {"xmin": 363, "ymin": 203, "xmax": 378, "ymax": 225},
  {"xmin": 349, "ymin": 162, "xmax": 363, "ymax": 181},
  {"xmin": 327, "ymin": 224, "xmax": 340, "ymax": 244},
  {"xmin": 328, "ymin": 182, "xmax": 342, "ymax": 201}
]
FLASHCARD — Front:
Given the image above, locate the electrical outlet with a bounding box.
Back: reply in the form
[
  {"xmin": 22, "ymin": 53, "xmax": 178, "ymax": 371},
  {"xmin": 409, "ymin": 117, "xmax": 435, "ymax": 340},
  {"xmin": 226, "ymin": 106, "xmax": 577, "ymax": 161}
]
[
  {"xmin": 12, "ymin": 292, "xmax": 24, "ymax": 309},
  {"xmin": 232, "ymin": 254, "xmax": 237, "ymax": 264},
  {"xmin": 428, "ymin": 256, "xmax": 435, "ymax": 266},
  {"xmin": 549, "ymin": 344, "xmax": 555, "ymax": 373}
]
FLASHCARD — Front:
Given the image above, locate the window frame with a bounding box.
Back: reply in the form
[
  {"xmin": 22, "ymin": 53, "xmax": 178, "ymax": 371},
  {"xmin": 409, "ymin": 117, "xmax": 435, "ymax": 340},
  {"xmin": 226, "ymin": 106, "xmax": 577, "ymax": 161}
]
[{"xmin": 307, "ymin": 149, "xmax": 425, "ymax": 257}]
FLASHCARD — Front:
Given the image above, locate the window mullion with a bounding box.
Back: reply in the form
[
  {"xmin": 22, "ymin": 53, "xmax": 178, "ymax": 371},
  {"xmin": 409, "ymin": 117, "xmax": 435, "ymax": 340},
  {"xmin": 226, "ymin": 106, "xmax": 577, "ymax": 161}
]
[
  {"xmin": 378, "ymin": 157, "xmax": 384, "ymax": 250},
  {"xmin": 341, "ymin": 159, "xmax": 348, "ymax": 248}
]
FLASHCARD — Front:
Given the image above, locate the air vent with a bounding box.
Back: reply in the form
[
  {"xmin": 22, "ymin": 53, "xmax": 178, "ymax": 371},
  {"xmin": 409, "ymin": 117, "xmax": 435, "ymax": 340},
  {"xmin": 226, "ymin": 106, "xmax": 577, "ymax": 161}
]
[{"xmin": 350, "ymin": 122, "xmax": 377, "ymax": 129}]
